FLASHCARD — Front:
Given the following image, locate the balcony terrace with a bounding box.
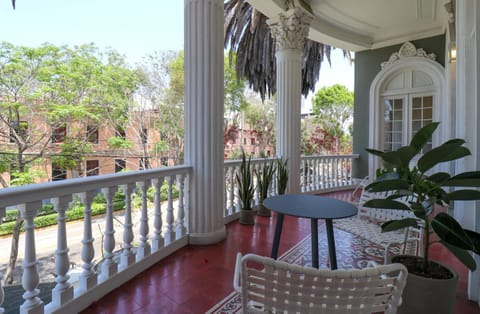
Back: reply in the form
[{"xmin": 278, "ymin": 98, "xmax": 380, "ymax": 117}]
[
  {"xmin": 0, "ymin": 155, "xmax": 358, "ymax": 313},
  {"xmin": 79, "ymin": 190, "xmax": 478, "ymax": 314}
]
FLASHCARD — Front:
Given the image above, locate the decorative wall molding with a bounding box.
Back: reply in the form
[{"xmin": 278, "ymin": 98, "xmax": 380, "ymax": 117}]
[{"xmin": 381, "ymin": 41, "xmax": 436, "ymax": 69}]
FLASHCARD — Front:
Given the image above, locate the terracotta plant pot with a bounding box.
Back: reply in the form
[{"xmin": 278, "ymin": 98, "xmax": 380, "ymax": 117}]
[
  {"xmin": 393, "ymin": 255, "xmax": 459, "ymax": 314},
  {"xmin": 239, "ymin": 209, "xmax": 255, "ymax": 225}
]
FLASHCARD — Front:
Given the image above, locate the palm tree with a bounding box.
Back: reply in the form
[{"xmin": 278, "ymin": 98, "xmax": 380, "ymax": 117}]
[{"xmin": 224, "ymin": 0, "xmax": 351, "ymax": 101}]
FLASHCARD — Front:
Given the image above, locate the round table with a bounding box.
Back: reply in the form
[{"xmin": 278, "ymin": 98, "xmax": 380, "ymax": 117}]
[{"xmin": 264, "ymin": 194, "xmax": 358, "ymax": 269}]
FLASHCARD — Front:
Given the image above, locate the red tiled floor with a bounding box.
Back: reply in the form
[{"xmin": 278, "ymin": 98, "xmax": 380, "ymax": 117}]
[{"xmin": 81, "ymin": 190, "xmax": 480, "ymax": 314}]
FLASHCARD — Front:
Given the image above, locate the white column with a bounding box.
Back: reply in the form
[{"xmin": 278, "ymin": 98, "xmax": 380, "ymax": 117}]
[
  {"xmin": 268, "ymin": 8, "xmax": 313, "ymax": 194},
  {"xmin": 456, "ymin": 0, "xmax": 480, "ymax": 304},
  {"xmin": 185, "ymin": 0, "xmax": 226, "ymax": 244}
]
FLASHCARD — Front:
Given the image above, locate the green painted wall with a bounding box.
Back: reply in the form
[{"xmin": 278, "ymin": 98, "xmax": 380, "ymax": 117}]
[{"xmin": 352, "ymin": 35, "xmax": 446, "ymax": 178}]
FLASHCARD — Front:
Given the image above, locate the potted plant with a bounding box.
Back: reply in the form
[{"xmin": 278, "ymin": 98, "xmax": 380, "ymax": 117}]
[
  {"xmin": 276, "ymin": 157, "xmax": 288, "ymax": 195},
  {"xmin": 364, "ymin": 122, "xmax": 480, "ymax": 314},
  {"xmin": 236, "ymin": 151, "xmax": 255, "ymax": 225},
  {"xmin": 254, "ymin": 159, "xmax": 276, "ymax": 217}
]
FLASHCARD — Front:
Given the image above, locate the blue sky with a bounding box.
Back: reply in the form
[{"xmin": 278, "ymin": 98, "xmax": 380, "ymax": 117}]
[{"xmin": 0, "ymin": 0, "xmax": 353, "ymax": 90}]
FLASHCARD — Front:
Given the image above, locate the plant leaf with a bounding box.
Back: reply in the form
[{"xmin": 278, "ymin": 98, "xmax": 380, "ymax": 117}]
[
  {"xmin": 428, "ymin": 172, "xmax": 451, "ymax": 184},
  {"xmin": 381, "ymin": 218, "xmax": 419, "ymax": 232},
  {"xmin": 431, "ymin": 213, "xmax": 473, "ymax": 250},
  {"xmin": 365, "ymin": 148, "xmax": 384, "ymax": 157},
  {"xmin": 363, "ymin": 198, "xmax": 411, "ymax": 211},
  {"xmin": 410, "ymin": 202, "xmax": 427, "ymax": 219},
  {"xmin": 418, "ymin": 142, "xmax": 470, "ymax": 173},
  {"xmin": 441, "ymin": 241, "xmax": 477, "ymax": 271},
  {"xmin": 446, "ymin": 190, "xmax": 480, "ymax": 201},
  {"xmin": 366, "ymin": 179, "xmax": 409, "ymax": 192},
  {"xmin": 397, "ymin": 146, "xmax": 417, "ymax": 168},
  {"xmin": 443, "ymin": 171, "xmax": 480, "ymax": 187},
  {"xmin": 409, "ymin": 122, "xmax": 439, "ymax": 153},
  {"xmin": 381, "ymin": 151, "xmax": 404, "ymax": 168},
  {"xmin": 465, "ymin": 229, "xmax": 480, "ymax": 255}
]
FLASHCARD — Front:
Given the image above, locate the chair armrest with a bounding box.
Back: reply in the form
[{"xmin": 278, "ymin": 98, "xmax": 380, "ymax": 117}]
[
  {"xmin": 367, "ymin": 260, "xmax": 381, "ymax": 268},
  {"xmin": 233, "ymin": 252, "xmax": 243, "ymax": 293}
]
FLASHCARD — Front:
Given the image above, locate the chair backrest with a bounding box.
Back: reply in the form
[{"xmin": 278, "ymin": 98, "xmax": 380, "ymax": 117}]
[
  {"xmin": 233, "ymin": 253, "xmax": 408, "ymax": 314},
  {"xmin": 356, "ymin": 179, "xmax": 416, "ymax": 222}
]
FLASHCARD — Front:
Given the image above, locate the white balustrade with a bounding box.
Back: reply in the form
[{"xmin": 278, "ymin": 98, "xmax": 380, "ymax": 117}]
[
  {"xmin": 0, "ymin": 155, "xmax": 358, "ymax": 313},
  {"xmin": 0, "ymin": 166, "xmax": 191, "ymax": 313},
  {"xmin": 223, "ymin": 154, "xmax": 359, "ymax": 220}
]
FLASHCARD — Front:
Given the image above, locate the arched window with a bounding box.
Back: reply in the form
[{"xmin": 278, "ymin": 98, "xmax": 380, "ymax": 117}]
[{"xmin": 368, "ymin": 42, "xmax": 446, "ymax": 177}]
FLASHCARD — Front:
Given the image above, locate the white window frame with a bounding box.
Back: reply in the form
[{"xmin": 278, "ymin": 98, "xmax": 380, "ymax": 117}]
[{"xmin": 369, "ymin": 56, "xmax": 446, "ymax": 179}]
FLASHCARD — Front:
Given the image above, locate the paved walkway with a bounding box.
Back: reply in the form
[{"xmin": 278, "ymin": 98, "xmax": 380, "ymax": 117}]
[{"xmin": 0, "ymin": 201, "xmax": 177, "ymax": 285}]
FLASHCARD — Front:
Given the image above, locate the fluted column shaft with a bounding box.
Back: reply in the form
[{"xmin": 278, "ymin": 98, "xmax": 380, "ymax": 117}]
[
  {"xmin": 456, "ymin": 0, "xmax": 480, "ymax": 304},
  {"xmin": 185, "ymin": 0, "xmax": 226, "ymax": 244},
  {"xmin": 268, "ymin": 8, "xmax": 313, "ymax": 194}
]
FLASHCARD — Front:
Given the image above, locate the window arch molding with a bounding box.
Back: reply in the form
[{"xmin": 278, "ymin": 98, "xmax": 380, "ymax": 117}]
[{"xmin": 368, "ymin": 54, "xmax": 446, "ymax": 178}]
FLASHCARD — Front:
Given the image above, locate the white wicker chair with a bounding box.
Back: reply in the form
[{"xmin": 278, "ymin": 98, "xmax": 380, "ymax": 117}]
[
  {"xmin": 334, "ymin": 177, "xmax": 423, "ymax": 263},
  {"xmin": 233, "ymin": 253, "xmax": 408, "ymax": 314}
]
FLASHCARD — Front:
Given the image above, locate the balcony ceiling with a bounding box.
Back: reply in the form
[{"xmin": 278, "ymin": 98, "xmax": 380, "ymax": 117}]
[{"xmin": 247, "ymin": 0, "xmax": 450, "ymax": 51}]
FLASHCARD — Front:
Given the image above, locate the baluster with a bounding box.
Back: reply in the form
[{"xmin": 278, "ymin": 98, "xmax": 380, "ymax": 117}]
[
  {"xmin": 228, "ymin": 166, "xmax": 235, "ymax": 214},
  {"xmin": 328, "ymin": 157, "xmax": 332, "ymax": 187},
  {"xmin": 333, "ymin": 157, "xmax": 340, "ymax": 187},
  {"xmin": 19, "ymin": 201, "xmax": 43, "ymax": 314},
  {"xmin": 254, "ymin": 163, "xmax": 260, "ymax": 205},
  {"xmin": 0, "ymin": 207, "xmax": 4, "ymax": 313},
  {"xmin": 151, "ymin": 178, "xmax": 164, "ymax": 252},
  {"xmin": 77, "ymin": 191, "xmax": 97, "ymax": 293},
  {"xmin": 223, "ymin": 166, "xmax": 228, "ymax": 217},
  {"xmin": 49, "ymin": 195, "xmax": 74, "ymax": 310},
  {"xmin": 314, "ymin": 158, "xmax": 320, "ymax": 190},
  {"xmin": 348, "ymin": 157, "xmax": 353, "ymax": 185},
  {"xmin": 0, "ymin": 272, "xmax": 4, "ymax": 314},
  {"xmin": 176, "ymin": 174, "xmax": 187, "ymax": 238},
  {"xmin": 119, "ymin": 184, "xmax": 135, "ymax": 271},
  {"xmin": 136, "ymin": 180, "xmax": 151, "ymax": 261},
  {"xmin": 300, "ymin": 159, "xmax": 306, "ymax": 192},
  {"xmin": 320, "ymin": 158, "xmax": 325, "ymax": 188},
  {"xmin": 308, "ymin": 159, "xmax": 313, "ymax": 191},
  {"xmin": 272, "ymin": 164, "xmax": 278, "ymax": 196},
  {"xmin": 99, "ymin": 187, "xmax": 117, "ymax": 283},
  {"xmin": 164, "ymin": 176, "xmax": 175, "ymax": 244}
]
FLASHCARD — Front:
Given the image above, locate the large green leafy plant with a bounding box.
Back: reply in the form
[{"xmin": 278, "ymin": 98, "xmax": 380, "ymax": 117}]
[{"xmin": 365, "ymin": 122, "xmax": 480, "ymax": 276}]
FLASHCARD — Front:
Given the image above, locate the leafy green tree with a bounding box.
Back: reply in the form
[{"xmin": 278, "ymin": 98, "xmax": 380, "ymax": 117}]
[
  {"xmin": 224, "ymin": 54, "xmax": 248, "ymax": 148},
  {"xmin": 43, "ymin": 44, "xmax": 141, "ymax": 176},
  {"xmin": 242, "ymin": 94, "xmax": 275, "ymax": 156},
  {"xmin": 137, "ymin": 51, "xmax": 248, "ymax": 162},
  {"xmin": 136, "ymin": 51, "xmax": 185, "ymax": 165},
  {"xmin": 0, "ymin": 42, "xmax": 140, "ymax": 283},
  {"xmin": 310, "ymin": 84, "xmax": 354, "ymax": 154}
]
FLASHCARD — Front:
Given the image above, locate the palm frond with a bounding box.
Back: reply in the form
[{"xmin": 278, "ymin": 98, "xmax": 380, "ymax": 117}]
[{"xmin": 224, "ymin": 0, "xmax": 349, "ymax": 101}]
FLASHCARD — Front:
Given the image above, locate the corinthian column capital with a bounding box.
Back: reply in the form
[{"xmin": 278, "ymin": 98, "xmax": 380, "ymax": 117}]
[{"xmin": 268, "ymin": 7, "xmax": 313, "ymax": 51}]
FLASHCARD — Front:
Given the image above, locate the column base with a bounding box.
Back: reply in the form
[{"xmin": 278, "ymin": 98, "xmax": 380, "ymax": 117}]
[{"xmin": 189, "ymin": 226, "xmax": 227, "ymax": 245}]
